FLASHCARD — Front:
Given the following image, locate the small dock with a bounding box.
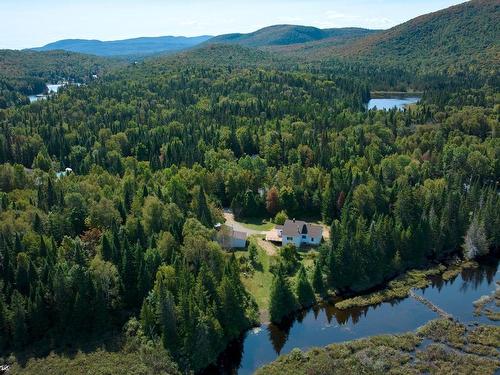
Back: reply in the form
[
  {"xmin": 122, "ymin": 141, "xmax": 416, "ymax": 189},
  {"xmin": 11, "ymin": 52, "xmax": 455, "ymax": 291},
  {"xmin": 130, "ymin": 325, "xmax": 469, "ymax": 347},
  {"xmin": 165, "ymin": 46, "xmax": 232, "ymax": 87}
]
[{"xmin": 409, "ymin": 289, "xmax": 454, "ymax": 321}]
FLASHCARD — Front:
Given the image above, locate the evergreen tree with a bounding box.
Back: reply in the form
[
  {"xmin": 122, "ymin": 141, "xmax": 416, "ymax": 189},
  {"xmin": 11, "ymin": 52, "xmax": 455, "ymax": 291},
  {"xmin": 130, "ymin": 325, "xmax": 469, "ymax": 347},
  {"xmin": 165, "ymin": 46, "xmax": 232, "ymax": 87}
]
[
  {"xmin": 269, "ymin": 267, "xmax": 297, "ymax": 323},
  {"xmin": 312, "ymin": 259, "xmax": 325, "ymax": 295},
  {"xmin": 159, "ymin": 290, "xmax": 178, "ymax": 356},
  {"xmin": 195, "ymin": 186, "xmax": 213, "ymax": 228},
  {"xmin": 0, "ymin": 287, "xmax": 7, "ymax": 349},
  {"xmin": 295, "ymin": 265, "xmax": 315, "ymax": 308},
  {"xmin": 101, "ymin": 233, "xmax": 113, "ymax": 262},
  {"xmin": 248, "ymin": 242, "xmax": 258, "ymax": 268},
  {"xmin": 9, "ymin": 291, "xmax": 27, "ymax": 349}
]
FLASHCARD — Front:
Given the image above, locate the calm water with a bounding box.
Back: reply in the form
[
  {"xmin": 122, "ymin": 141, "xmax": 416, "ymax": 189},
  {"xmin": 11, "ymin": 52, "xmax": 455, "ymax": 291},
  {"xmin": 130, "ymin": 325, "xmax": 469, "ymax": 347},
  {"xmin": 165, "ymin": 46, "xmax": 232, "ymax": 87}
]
[
  {"xmin": 367, "ymin": 97, "xmax": 420, "ymax": 111},
  {"xmin": 211, "ymin": 258, "xmax": 499, "ymax": 375},
  {"xmin": 28, "ymin": 83, "xmax": 64, "ymax": 103}
]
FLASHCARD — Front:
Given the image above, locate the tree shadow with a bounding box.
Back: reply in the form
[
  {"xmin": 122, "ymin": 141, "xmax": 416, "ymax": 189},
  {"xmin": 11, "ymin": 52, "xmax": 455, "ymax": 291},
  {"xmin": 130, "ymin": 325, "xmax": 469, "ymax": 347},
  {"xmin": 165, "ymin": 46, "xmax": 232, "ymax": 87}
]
[{"xmin": 253, "ymin": 262, "xmax": 264, "ymax": 273}]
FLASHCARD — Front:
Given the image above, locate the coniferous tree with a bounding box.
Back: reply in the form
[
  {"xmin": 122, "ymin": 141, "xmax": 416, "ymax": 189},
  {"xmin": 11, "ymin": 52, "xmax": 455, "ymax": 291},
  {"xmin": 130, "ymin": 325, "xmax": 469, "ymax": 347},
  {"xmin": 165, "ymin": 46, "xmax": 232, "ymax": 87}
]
[
  {"xmin": 195, "ymin": 186, "xmax": 213, "ymax": 228},
  {"xmin": 312, "ymin": 259, "xmax": 325, "ymax": 295},
  {"xmin": 0, "ymin": 286, "xmax": 7, "ymax": 349},
  {"xmin": 295, "ymin": 265, "xmax": 315, "ymax": 308},
  {"xmin": 10, "ymin": 291, "xmax": 27, "ymax": 349},
  {"xmin": 269, "ymin": 266, "xmax": 297, "ymax": 323}
]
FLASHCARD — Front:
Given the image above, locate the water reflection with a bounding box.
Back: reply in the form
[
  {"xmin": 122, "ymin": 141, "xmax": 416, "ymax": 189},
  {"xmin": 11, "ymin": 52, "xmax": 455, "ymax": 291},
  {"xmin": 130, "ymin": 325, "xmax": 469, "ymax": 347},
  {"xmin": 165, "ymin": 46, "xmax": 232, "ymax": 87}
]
[
  {"xmin": 367, "ymin": 97, "xmax": 421, "ymax": 111},
  {"xmin": 210, "ymin": 258, "xmax": 498, "ymax": 375},
  {"xmin": 417, "ymin": 257, "xmax": 499, "ymax": 324}
]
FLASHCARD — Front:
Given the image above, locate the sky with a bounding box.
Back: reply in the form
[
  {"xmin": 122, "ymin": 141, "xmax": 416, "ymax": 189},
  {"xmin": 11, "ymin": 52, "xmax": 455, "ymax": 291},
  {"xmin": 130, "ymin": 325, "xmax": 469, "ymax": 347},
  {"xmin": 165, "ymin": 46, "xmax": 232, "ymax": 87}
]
[{"xmin": 1, "ymin": 0, "xmax": 467, "ymax": 49}]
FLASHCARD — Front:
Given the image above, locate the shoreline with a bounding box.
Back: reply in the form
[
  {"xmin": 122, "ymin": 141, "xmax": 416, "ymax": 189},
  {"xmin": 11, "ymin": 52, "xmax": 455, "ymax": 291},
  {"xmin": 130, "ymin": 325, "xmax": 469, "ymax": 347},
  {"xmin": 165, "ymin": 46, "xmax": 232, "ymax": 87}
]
[{"xmin": 257, "ymin": 257, "xmax": 481, "ymax": 325}]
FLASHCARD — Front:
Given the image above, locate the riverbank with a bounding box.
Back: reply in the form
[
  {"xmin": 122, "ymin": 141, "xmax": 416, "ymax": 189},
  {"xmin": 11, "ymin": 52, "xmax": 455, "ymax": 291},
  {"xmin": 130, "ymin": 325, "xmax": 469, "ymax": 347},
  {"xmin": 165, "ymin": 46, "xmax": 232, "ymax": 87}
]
[
  {"xmin": 256, "ymin": 319, "xmax": 500, "ymax": 375},
  {"xmin": 335, "ymin": 260, "xmax": 478, "ymax": 310},
  {"xmin": 243, "ymin": 249, "xmax": 481, "ymax": 324}
]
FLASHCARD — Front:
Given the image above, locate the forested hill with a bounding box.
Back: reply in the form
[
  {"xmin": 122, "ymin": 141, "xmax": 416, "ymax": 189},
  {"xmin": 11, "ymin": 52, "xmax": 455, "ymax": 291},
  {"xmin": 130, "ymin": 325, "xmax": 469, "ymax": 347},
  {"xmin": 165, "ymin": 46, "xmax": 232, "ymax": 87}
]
[
  {"xmin": 32, "ymin": 35, "xmax": 213, "ymax": 57},
  {"xmin": 0, "ymin": 50, "xmax": 121, "ymax": 80},
  {"xmin": 205, "ymin": 1, "xmax": 499, "ymax": 77},
  {"xmin": 330, "ymin": 0, "xmax": 500, "ymax": 74},
  {"xmin": 146, "ymin": 44, "xmax": 292, "ymax": 71},
  {"xmin": 0, "ymin": 50, "xmax": 124, "ymax": 108},
  {"xmin": 209, "ymin": 25, "xmax": 378, "ymax": 47}
]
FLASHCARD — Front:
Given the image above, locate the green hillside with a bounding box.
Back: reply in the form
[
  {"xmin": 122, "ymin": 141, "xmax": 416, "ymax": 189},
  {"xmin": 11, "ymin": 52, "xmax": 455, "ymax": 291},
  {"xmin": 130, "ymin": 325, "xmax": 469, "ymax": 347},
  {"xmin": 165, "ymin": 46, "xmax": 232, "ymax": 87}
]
[
  {"xmin": 209, "ymin": 25, "xmax": 378, "ymax": 48},
  {"xmin": 331, "ymin": 0, "xmax": 499, "ymax": 74},
  {"xmin": 202, "ymin": 1, "xmax": 499, "ymax": 77},
  {"xmin": 149, "ymin": 43, "xmax": 288, "ymax": 69}
]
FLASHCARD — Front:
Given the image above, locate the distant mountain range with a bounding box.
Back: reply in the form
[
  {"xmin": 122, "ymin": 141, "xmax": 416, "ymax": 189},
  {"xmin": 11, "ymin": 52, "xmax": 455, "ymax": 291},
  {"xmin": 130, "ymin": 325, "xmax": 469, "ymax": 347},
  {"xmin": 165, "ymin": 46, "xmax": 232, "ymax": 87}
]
[
  {"xmin": 31, "ymin": 35, "xmax": 213, "ymax": 57},
  {"xmin": 30, "ymin": 26, "xmax": 379, "ymax": 58},
  {"xmin": 20, "ymin": 0, "xmax": 500, "ymax": 75},
  {"xmin": 209, "ymin": 25, "xmax": 379, "ymax": 47}
]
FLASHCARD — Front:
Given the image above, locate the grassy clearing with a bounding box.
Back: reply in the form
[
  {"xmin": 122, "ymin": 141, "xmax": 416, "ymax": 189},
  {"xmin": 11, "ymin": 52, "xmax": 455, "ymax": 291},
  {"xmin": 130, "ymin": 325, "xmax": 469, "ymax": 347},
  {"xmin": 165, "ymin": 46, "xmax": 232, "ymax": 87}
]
[
  {"xmin": 335, "ymin": 265, "xmax": 445, "ymax": 310},
  {"xmin": 256, "ymin": 319, "xmax": 500, "ymax": 375},
  {"xmin": 236, "ymin": 238, "xmax": 277, "ymax": 320},
  {"xmin": 239, "ymin": 218, "xmax": 275, "ymax": 231},
  {"xmin": 237, "ymin": 237, "xmax": 319, "ymax": 322}
]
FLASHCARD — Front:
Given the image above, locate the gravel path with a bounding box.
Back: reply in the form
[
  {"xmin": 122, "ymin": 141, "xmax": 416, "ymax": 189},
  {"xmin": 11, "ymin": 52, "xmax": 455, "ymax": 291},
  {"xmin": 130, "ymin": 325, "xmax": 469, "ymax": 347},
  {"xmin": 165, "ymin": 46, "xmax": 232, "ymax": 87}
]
[
  {"xmin": 256, "ymin": 238, "xmax": 278, "ymax": 256},
  {"xmin": 223, "ymin": 211, "xmax": 268, "ymax": 236}
]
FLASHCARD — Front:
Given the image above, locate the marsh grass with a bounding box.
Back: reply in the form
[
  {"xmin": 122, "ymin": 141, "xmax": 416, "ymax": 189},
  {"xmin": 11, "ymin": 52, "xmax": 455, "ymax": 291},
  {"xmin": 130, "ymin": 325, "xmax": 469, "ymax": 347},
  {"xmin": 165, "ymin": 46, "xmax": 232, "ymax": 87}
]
[
  {"xmin": 335, "ymin": 265, "xmax": 446, "ymax": 310},
  {"xmin": 256, "ymin": 319, "xmax": 500, "ymax": 375}
]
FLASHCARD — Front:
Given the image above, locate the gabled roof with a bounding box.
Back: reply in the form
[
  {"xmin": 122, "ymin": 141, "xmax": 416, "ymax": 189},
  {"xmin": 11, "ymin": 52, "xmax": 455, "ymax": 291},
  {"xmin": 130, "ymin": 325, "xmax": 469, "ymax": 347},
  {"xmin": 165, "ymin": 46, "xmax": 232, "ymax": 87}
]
[{"xmin": 282, "ymin": 219, "xmax": 322, "ymax": 238}]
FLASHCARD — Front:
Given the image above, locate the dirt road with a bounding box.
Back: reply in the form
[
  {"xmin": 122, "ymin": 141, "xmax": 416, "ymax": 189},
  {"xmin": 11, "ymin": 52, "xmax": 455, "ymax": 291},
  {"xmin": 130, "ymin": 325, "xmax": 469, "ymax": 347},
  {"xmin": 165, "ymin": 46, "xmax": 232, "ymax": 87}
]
[{"xmin": 223, "ymin": 211, "xmax": 268, "ymax": 236}]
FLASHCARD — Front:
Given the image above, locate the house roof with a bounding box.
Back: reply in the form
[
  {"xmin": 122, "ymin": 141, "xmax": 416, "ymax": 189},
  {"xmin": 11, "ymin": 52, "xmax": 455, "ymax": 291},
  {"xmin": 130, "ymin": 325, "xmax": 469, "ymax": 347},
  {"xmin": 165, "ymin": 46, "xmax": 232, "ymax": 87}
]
[
  {"xmin": 282, "ymin": 219, "xmax": 323, "ymax": 238},
  {"xmin": 232, "ymin": 230, "xmax": 247, "ymax": 241}
]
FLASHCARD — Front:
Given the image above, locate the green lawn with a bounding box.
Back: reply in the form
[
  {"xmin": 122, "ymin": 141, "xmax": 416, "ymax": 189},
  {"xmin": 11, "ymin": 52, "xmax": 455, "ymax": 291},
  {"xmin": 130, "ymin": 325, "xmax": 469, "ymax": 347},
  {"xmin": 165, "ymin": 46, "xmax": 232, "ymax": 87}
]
[
  {"xmin": 235, "ymin": 238, "xmax": 276, "ymax": 321},
  {"xmin": 239, "ymin": 217, "xmax": 275, "ymax": 231},
  {"xmin": 235, "ymin": 238, "xmax": 320, "ymax": 322}
]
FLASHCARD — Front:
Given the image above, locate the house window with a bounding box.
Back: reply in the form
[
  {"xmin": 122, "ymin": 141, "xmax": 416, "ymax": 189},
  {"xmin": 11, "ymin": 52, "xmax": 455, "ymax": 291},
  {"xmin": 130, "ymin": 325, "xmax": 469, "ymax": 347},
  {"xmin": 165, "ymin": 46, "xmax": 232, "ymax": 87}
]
[
  {"xmin": 286, "ymin": 237, "xmax": 293, "ymax": 241},
  {"xmin": 302, "ymin": 235, "xmax": 306, "ymax": 239},
  {"xmin": 311, "ymin": 238, "xmax": 314, "ymax": 242}
]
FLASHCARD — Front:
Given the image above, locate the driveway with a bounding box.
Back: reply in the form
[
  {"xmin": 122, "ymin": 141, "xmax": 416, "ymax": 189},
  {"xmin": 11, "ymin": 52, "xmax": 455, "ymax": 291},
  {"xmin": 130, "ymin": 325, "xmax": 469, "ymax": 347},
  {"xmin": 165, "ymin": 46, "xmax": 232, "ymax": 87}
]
[{"xmin": 223, "ymin": 211, "xmax": 268, "ymax": 236}]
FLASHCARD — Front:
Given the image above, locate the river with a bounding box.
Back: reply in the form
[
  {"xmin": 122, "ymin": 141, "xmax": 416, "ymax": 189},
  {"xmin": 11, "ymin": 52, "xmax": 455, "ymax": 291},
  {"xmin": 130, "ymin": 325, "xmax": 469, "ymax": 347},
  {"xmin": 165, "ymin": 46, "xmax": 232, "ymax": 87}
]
[{"xmin": 210, "ymin": 257, "xmax": 499, "ymax": 374}]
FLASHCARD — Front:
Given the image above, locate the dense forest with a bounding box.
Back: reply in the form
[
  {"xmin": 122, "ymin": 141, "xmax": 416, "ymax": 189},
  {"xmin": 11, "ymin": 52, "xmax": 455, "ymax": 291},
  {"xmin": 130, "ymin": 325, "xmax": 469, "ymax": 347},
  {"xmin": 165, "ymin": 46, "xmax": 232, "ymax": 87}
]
[
  {"xmin": 0, "ymin": 50, "xmax": 122, "ymax": 109},
  {"xmin": 0, "ymin": 57, "xmax": 498, "ymax": 371},
  {"xmin": 0, "ymin": 0, "xmax": 499, "ymax": 373}
]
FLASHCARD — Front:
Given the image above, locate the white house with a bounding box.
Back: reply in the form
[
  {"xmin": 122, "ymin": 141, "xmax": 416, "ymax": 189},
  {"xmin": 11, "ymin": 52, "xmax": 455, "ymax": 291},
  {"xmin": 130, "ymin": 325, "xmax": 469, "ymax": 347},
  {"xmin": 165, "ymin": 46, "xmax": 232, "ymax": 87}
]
[{"xmin": 266, "ymin": 219, "xmax": 323, "ymax": 247}]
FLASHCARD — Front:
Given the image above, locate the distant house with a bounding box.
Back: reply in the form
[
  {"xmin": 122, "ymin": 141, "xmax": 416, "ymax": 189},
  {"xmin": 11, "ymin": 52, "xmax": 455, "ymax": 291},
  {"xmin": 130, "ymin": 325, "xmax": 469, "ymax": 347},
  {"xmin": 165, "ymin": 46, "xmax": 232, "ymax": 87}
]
[
  {"xmin": 266, "ymin": 219, "xmax": 323, "ymax": 247},
  {"xmin": 56, "ymin": 167, "xmax": 73, "ymax": 178},
  {"xmin": 215, "ymin": 224, "xmax": 247, "ymax": 249}
]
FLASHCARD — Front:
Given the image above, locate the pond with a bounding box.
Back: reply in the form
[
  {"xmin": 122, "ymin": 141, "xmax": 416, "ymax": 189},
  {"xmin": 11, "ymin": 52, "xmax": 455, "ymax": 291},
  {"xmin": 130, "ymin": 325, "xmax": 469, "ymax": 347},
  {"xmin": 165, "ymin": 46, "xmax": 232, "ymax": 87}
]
[
  {"xmin": 210, "ymin": 257, "xmax": 499, "ymax": 374},
  {"xmin": 367, "ymin": 96, "xmax": 421, "ymax": 111}
]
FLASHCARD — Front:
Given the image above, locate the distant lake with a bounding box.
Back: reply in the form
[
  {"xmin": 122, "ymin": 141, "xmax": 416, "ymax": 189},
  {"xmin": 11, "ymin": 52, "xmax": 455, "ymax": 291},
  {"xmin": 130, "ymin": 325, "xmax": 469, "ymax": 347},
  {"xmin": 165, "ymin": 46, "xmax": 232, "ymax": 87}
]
[
  {"xmin": 367, "ymin": 96, "xmax": 420, "ymax": 111},
  {"xmin": 28, "ymin": 83, "xmax": 65, "ymax": 103}
]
